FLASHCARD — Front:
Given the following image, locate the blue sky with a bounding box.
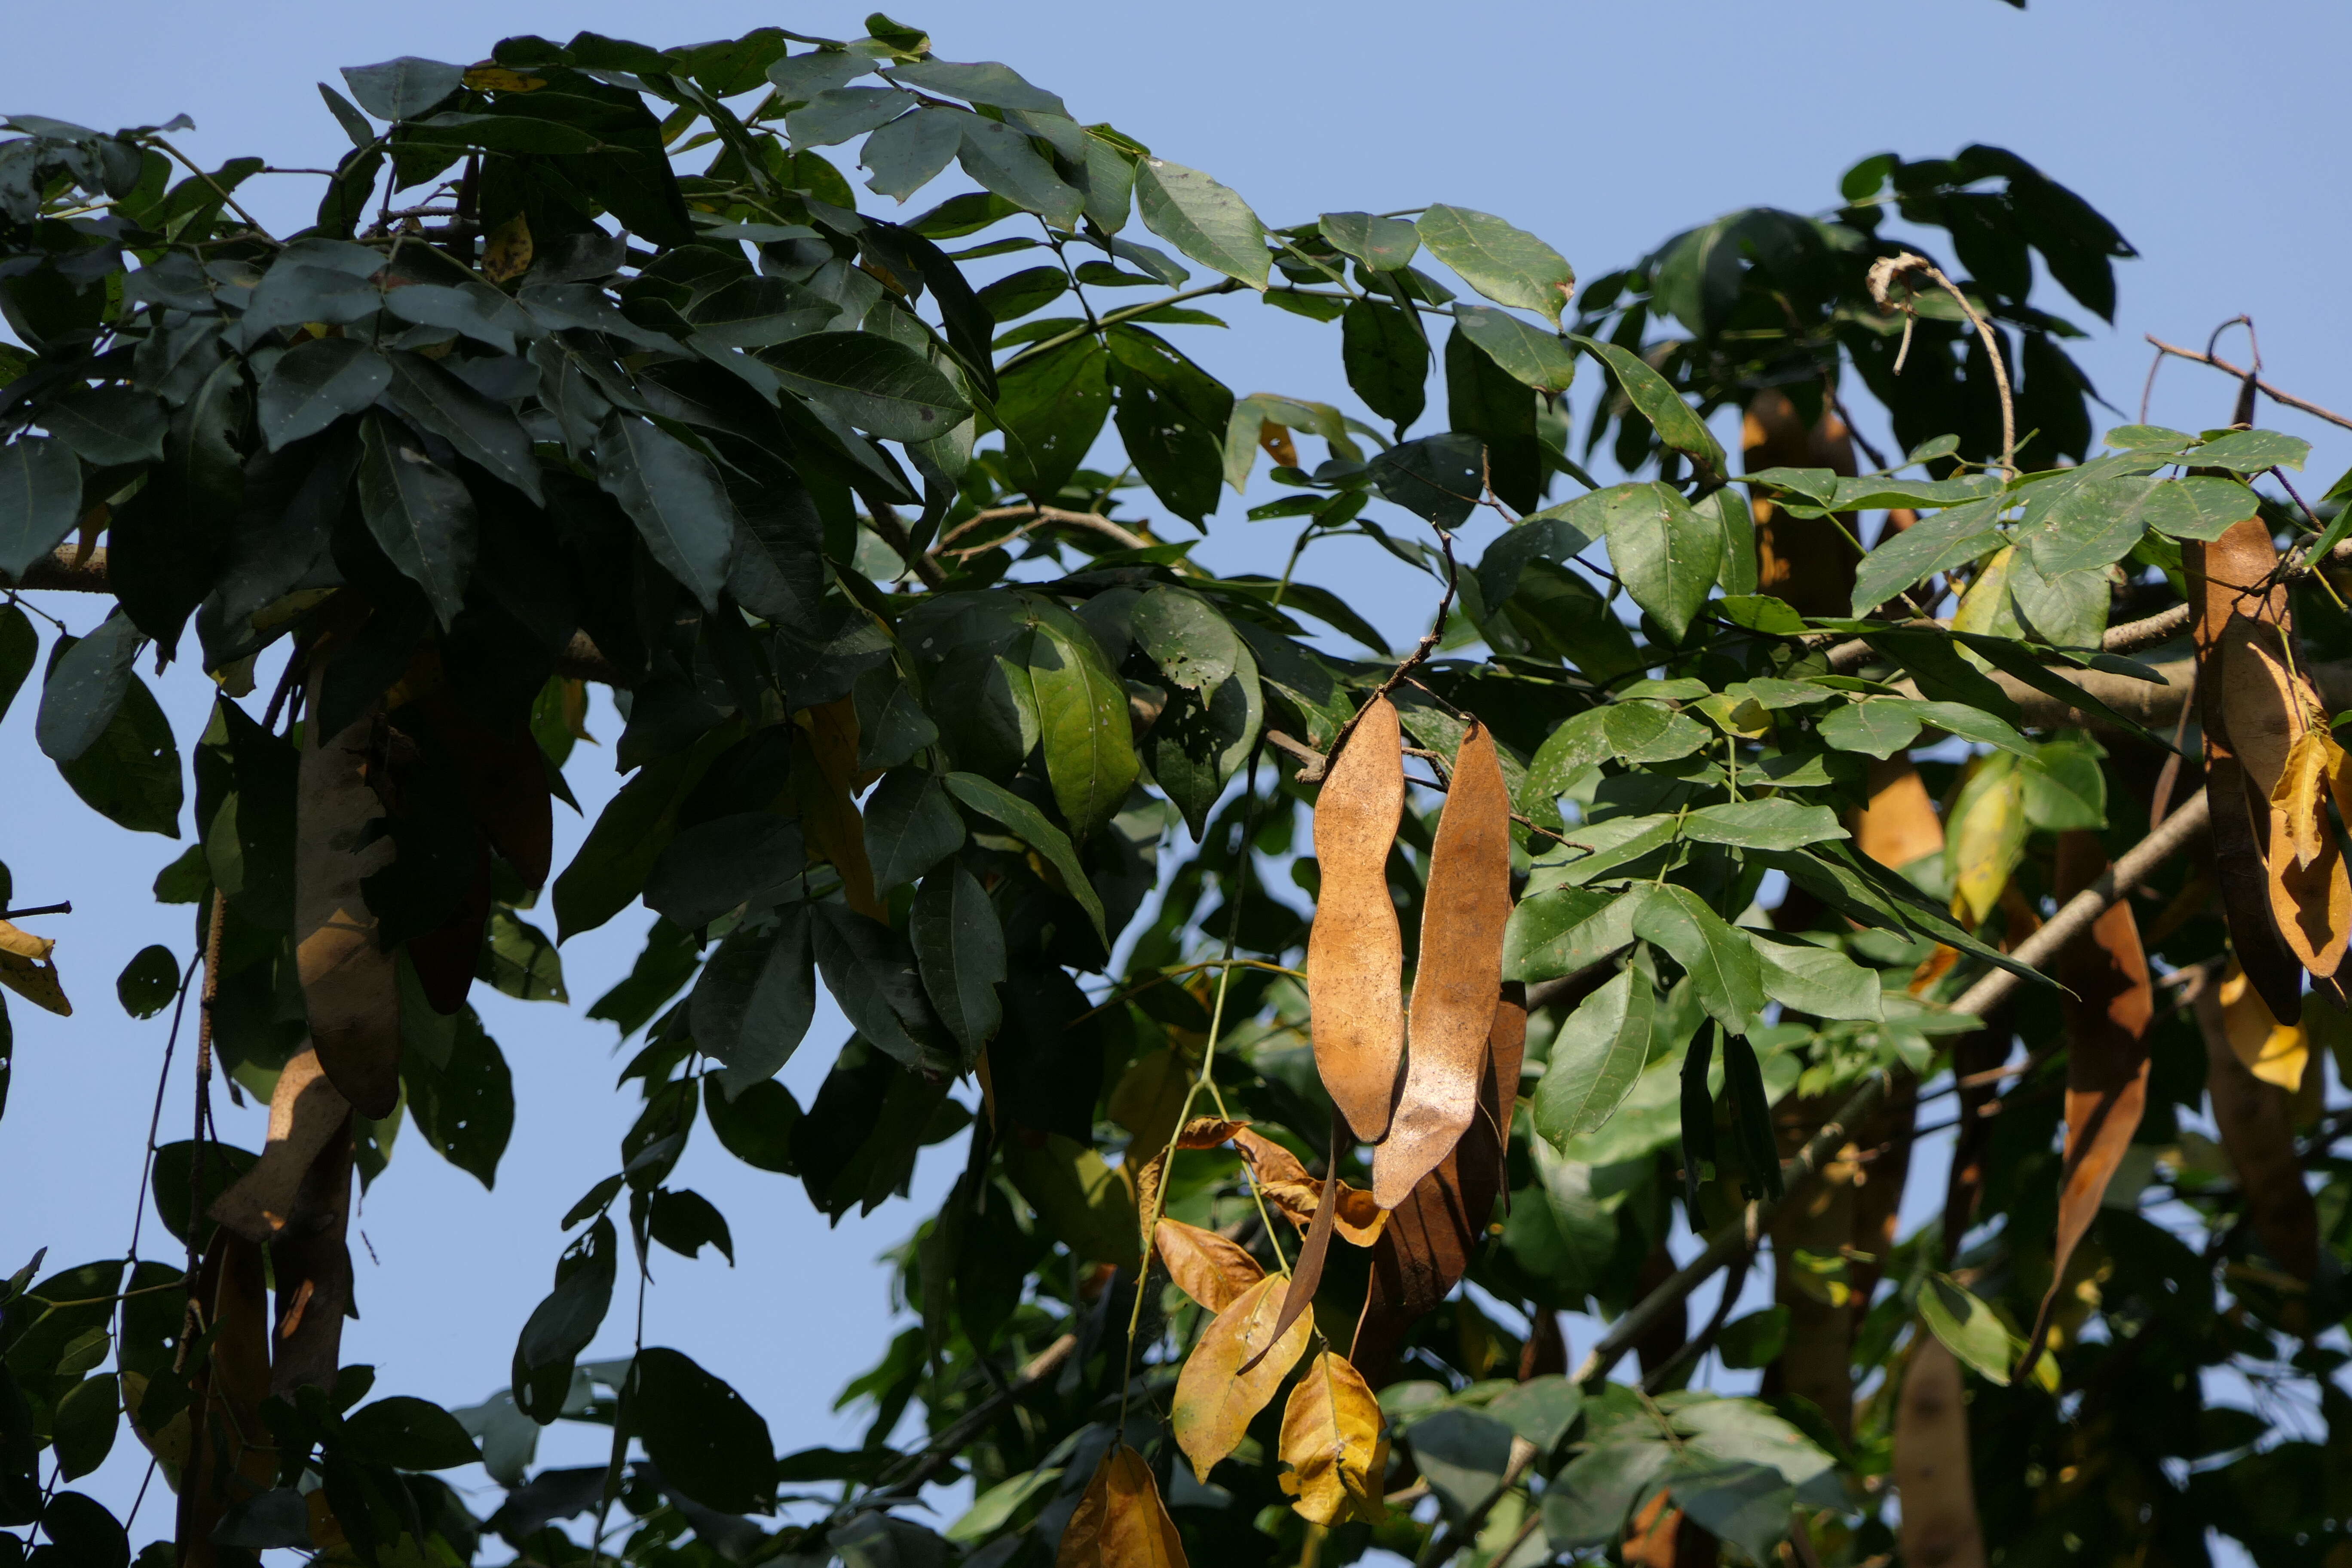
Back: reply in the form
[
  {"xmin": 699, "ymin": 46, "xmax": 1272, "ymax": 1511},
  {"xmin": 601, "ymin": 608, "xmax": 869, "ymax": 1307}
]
[{"xmin": 3, "ymin": 0, "xmax": 2347, "ymax": 1546}]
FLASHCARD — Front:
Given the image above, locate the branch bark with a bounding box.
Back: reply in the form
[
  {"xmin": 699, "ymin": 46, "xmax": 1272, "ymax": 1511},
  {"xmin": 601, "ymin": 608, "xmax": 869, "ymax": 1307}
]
[{"xmin": 1565, "ymin": 790, "xmax": 2211, "ymax": 1394}]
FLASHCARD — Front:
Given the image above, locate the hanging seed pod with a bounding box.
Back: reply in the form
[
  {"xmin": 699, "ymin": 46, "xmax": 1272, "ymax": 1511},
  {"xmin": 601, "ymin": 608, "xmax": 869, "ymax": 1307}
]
[
  {"xmin": 294, "ymin": 671, "xmax": 401, "ymax": 1118},
  {"xmin": 1372, "ymin": 721, "xmax": 1511, "ymax": 1209},
  {"xmin": 1894, "ymin": 1335, "xmax": 1988, "ymax": 1568},
  {"xmin": 1309, "ymin": 695, "xmax": 1407, "ymax": 1140}
]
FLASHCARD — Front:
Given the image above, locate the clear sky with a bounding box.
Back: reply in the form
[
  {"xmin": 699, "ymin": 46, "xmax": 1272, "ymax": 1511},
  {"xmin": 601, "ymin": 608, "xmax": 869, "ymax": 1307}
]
[{"xmin": 3, "ymin": 0, "xmax": 2346, "ymax": 1548}]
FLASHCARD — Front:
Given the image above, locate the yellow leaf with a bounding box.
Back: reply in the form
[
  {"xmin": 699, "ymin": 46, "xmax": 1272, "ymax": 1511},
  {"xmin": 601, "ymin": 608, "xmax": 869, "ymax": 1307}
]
[
  {"xmin": 1171, "ymin": 1272, "xmax": 1313, "ymax": 1482},
  {"xmin": 1154, "ymin": 1217, "xmax": 1264, "ymax": 1313},
  {"xmin": 1944, "ymin": 755, "xmax": 2026, "ymax": 929},
  {"xmin": 0, "ymin": 917, "xmax": 70, "ymax": 1016},
  {"xmin": 2270, "ymin": 727, "xmax": 2343, "ymax": 868},
  {"xmin": 1058, "ymin": 1445, "xmax": 1187, "ymax": 1568},
  {"xmin": 1949, "ymin": 546, "xmax": 2018, "ymax": 639},
  {"xmin": 462, "ymin": 66, "xmax": 545, "ymax": 92},
  {"xmin": 482, "ymin": 214, "xmax": 533, "ymax": 284},
  {"xmin": 1277, "ymin": 1351, "xmax": 1389, "ymax": 1526},
  {"xmin": 2220, "ymin": 957, "xmax": 2309, "ymax": 1091},
  {"xmin": 1257, "ymin": 421, "xmax": 1298, "ymax": 470}
]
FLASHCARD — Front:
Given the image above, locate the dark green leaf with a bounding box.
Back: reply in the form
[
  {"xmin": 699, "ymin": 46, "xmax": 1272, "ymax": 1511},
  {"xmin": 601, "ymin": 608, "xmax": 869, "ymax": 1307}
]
[
  {"xmin": 645, "ymin": 814, "xmax": 805, "ymax": 931},
  {"xmin": 477, "ymin": 908, "xmax": 566, "ymax": 1002},
  {"xmin": 358, "ymin": 410, "xmax": 476, "ymax": 627},
  {"xmin": 255, "ymin": 338, "xmax": 391, "ymax": 451},
  {"xmin": 401, "ymin": 1008, "xmax": 514, "ymax": 1189},
  {"xmin": 49, "ymin": 1378, "xmax": 117, "ymax": 1481},
  {"xmin": 1682, "ymin": 799, "xmax": 1847, "ymax": 851},
  {"xmin": 693, "ymin": 905, "xmax": 817, "ymax": 1094},
  {"xmin": 1104, "ymin": 325, "xmax": 1232, "ymax": 524},
  {"xmin": 1504, "ymin": 887, "xmax": 1635, "ymax": 985},
  {"xmin": 1747, "ymin": 933, "xmax": 1880, "ymax": 1022},
  {"xmin": 596, "ymin": 415, "xmax": 738, "ymax": 613},
  {"xmin": 1026, "ymin": 616, "xmax": 1137, "ymax": 842},
  {"xmin": 909, "ymin": 865, "xmax": 1003, "ymax": 1063},
  {"xmin": 704, "ymin": 1076, "xmax": 799, "ymax": 1172},
  {"xmin": 0, "ymin": 436, "xmax": 82, "ymax": 581},
  {"xmin": 114, "ymin": 946, "xmax": 178, "ymax": 1020},
  {"xmin": 863, "ymin": 769, "xmax": 965, "ymax": 893},
  {"xmin": 1599, "ymin": 481, "xmax": 1720, "ymax": 642},
  {"xmin": 992, "ymin": 336, "xmax": 1108, "ymax": 501},
  {"xmin": 513, "ymin": 1216, "xmax": 617, "ymax": 1423},
  {"xmin": 1369, "ymin": 432, "xmax": 1483, "ymax": 528},
  {"xmin": 765, "ymin": 331, "xmax": 970, "ymax": 444},
  {"xmin": 1632, "ymin": 885, "xmax": 1766, "ymax": 1034},
  {"xmin": 1816, "ymin": 698, "xmax": 1923, "ymax": 759},
  {"xmin": 956, "ymin": 117, "xmax": 1081, "ymax": 229},
  {"xmin": 627, "ymin": 1347, "xmax": 777, "ymax": 1514},
  {"xmin": 340, "ymin": 1396, "xmax": 480, "ymax": 1470},
  {"xmin": 941, "ymin": 772, "xmax": 1107, "ymax": 944},
  {"xmin": 862, "ymin": 107, "xmax": 964, "ymax": 202},
  {"xmin": 1341, "ymin": 298, "xmax": 1428, "ymax": 430},
  {"xmin": 36, "ymin": 613, "xmax": 145, "ymax": 765},
  {"xmin": 43, "ymin": 386, "xmax": 167, "ymax": 467},
  {"xmin": 340, "ymin": 57, "xmax": 465, "ymax": 121},
  {"xmin": 1320, "ymin": 211, "xmax": 1419, "ymax": 272},
  {"xmin": 810, "ymin": 904, "xmax": 948, "ymax": 1070},
  {"xmin": 647, "ymin": 1188, "xmax": 734, "ymax": 1264},
  {"xmin": 379, "ymin": 350, "xmax": 545, "ymax": 503},
  {"xmin": 57, "ymin": 668, "xmax": 181, "ymax": 837},
  {"xmin": 1454, "ymin": 304, "xmax": 1576, "ymax": 394},
  {"xmin": 1573, "ymin": 334, "xmax": 1724, "ymax": 482},
  {"xmin": 0, "ymin": 603, "xmax": 35, "ymax": 725},
  {"xmin": 1417, "ymin": 205, "xmax": 1573, "ymax": 325}
]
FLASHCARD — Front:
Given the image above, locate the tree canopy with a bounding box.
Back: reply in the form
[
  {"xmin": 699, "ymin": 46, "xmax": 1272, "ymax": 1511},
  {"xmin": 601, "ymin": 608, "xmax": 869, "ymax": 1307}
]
[{"xmin": 2, "ymin": 13, "xmax": 2349, "ymax": 1568}]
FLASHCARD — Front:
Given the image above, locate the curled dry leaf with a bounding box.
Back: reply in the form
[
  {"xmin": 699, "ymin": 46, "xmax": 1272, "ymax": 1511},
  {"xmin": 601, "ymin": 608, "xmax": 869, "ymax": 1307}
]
[
  {"xmin": 2265, "ymin": 726, "xmax": 2352, "ymax": 977},
  {"xmin": 2026, "ymin": 832, "xmax": 2152, "ymax": 1366},
  {"xmin": 209, "ymin": 1047, "xmax": 352, "ymax": 1243},
  {"xmin": 1154, "ymin": 1216, "xmax": 1265, "ymax": 1313},
  {"xmin": 0, "ymin": 914, "xmax": 70, "ymax": 1016},
  {"xmin": 1373, "ymin": 721, "xmax": 1511, "ymax": 1209},
  {"xmin": 2219, "ymin": 957, "xmax": 2309, "ymax": 1092},
  {"xmin": 2190, "ymin": 961, "xmax": 2321, "ymax": 1281},
  {"xmin": 1057, "ymin": 1444, "xmax": 1188, "ymax": 1568},
  {"xmin": 1894, "ymin": 1334, "xmax": 1988, "ymax": 1568},
  {"xmin": 1309, "ymin": 694, "xmax": 1407, "ymax": 1140},
  {"xmin": 1278, "ymin": 1351, "xmax": 1388, "ymax": 1526},
  {"xmin": 1171, "ymin": 1272, "xmax": 1314, "ymax": 1483},
  {"xmin": 1182, "ymin": 1118, "xmax": 1387, "ymax": 1245},
  {"xmin": 295, "ymin": 680, "xmax": 401, "ymax": 1118}
]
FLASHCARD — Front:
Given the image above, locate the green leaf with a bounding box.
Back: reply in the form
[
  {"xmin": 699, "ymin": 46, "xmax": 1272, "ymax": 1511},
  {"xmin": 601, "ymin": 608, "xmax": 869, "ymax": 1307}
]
[
  {"xmin": 910, "ymin": 865, "xmax": 1004, "ymax": 1063},
  {"xmin": 1533, "ymin": 965, "xmax": 1654, "ymax": 1141},
  {"xmin": 1026, "ymin": 616, "xmax": 1138, "ymax": 842},
  {"xmin": 1506, "ymin": 888, "xmax": 1635, "ymax": 985},
  {"xmin": 766, "ymin": 331, "xmax": 971, "ymax": 444},
  {"xmin": 1147, "ymin": 638, "xmax": 1261, "ymax": 837},
  {"xmin": 1848, "ymin": 497, "xmax": 2003, "ymax": 615},
  {"xmin": 1368, "ymin": 432, "xmax": 1483, "ymax": 528},
  {"xmin": 1131, "ymin": 585, "xmax": 1240, "ymax": 692},
  {"xmin": 0, "ymin": 602, "xmax": 36, "ymax": 725},
  {"xmin": 1340, "ymin": 297, "xmax": 1429, "ymax": 431},
  {"xmin": 478, "ymin": 909, "xmax": 566, "ymax": 1003},
  {"xmin": 379, "ymin": 350, "xmax": 545, "ymax": 504},
  {"xmin": 0, "ymin": 435, "xmax": 83, "ymax": 581},
  {"xmin": 693, "ymin": 905, "xmax": 817, "ymax": 1094},
  {"xmin": 340, "ymin": 1396, "xmax": 480, "ymax": 1470},
  {"xmin": 1544, "ymin": 1440, "xmax": 1671, "ymax": 1547},
  {"xmin": 596, "ymin": 415, "xmax": 738, "ymax": 613},
  {"xmin": 401, "ymin": 1008, "xmax": 514, "ymax": 1189},
  {"xmin": 1669, "ymin": 1463, "xmax": 1797, "ymax": 1565},
  {"xmin": 358, "ymin": 410, "xmax": 475, "ymax": 627},
  {"xmin": 992, "ymin": 335, "xmax": 1109, "ymax": 501},
  {"xmin": 2140, "ymin": 475, "xmax": 2260, "ymax": 540},
  {"xmin": 1598, "ymin": 481, "xmax": 1721, "ymax": 642},
  {"xmin": 36, "ymin": 612, "xmax": 145, "ymax": 765},
  {"xmin": 956, "ymin": 116, "xmax": 1081, "ymax": 229},
  {"xmin": 554, "ymin": 729, "xmax": 735, "ymax": 941},
  {"xmin": 1572, "ymin": 336, "xmax": 1724, "ymax": 482},
  {"xmin": 1487, "ymin": 1376, "xmax": 1583, "ymax": 1458},
  {"xmin": 885, "ymin": 58, "xmax": 1067, "ymax": 116},
  {"xmin": 513, "ymin": 1215, "xmax": 617, "ymax": 1423},
  {"xmin": 58, "ymin": 667, "xmax": 182, "ymax": 837},
  {"xmin": 1895, "ymin": 698, "xmax": 2034, "ymax": 757},
  {"xmin": 862, "ymin": 106, "xmax": 965, "ymax": 202},
  {"xmin": 644, "ymin": 815, "xmax": 805, "ymax": 932},
  {"xmin": 255, "ymin": 338, "xmax": 390, "ymax": 451},
  {"xmin": 1453, "ymin": 305, "xmax": 1576, "ymax": 394},
  {"xmin": 863, "ymin": 768, "xmax": 965, "ymax": 893},
  {"xmin": 942, "ymin": 772, "xmax": 1107, "ymax": 945},
  {"xmin": 115, "ymin": 945, "xmax": 179, "ymax": 1020},
  {"xmin": 1715, "ymin": 1307, "xmax": 1789, "ymax": 1369},
  {"xmin": 49, "ymin": 1376, "xmax": 118, "ymax": 1481},
  {"xmin": 1135, "ymin": 158, "xmax": 1268, "ymax": 288},
  {"xmin": 1748, "ymin": 933, "xmax": 1881, "ymax": 1022},
  {"xmin": 43, "ymin": 386, "xmax": 168, "ymax": 467},
  {"xmin": 1544, "ymin": 814, "xmax": 1679, "ymax": 888},
  {"xmin": 1632, "ymin": 885, "xmax": 1766, "ymax": 1035},
  {"xmin": 1917, "ymin": 1274, "xmax": 2015, "ymax": 1384},
  {"xmin": 1320, "ymin": 211, "xmax": 1419, "ymax": 271},
  {"xmin": 1409, "ymin": 1408, "xmax": 1516, "ymax": 1521},
  {"xmin": 1816, "ymin": 698, "xmax": 1923, "ymax": 759},
  {"xmin": 704, "ymin": 1077, "xmax": 799, "ymax": 1172},
  {"xmin": 2016, "ymin": 475, "xmax": 2169, "ymax": 578},
  {"xmin": 810, "ymin": 904, "xmax": 949, "ymax": 1070},
  {"xmin": 1104, "ymin": 324, "xmax": 1232, "ymax": 524},
  {"xmin": 340, "ymin": 57, "xmax": 463, "ymax": 120},
  {"xmin": 1682, "ymin": 799, "xmax": 1848, "ymax": 851},
  {"xmin": 1415, "ymin": 205, "xmax": 1574, "ymax": 325},
  {"xmin": 380, "ymin": 280, "xmax": 534, "ymax": 354},
  {"xmin": 2180, "ymin": 428, "xmax": 2308, "ymax": 473},
  {"xmin": 626, "ymin": 1347, "xmax": 777, "ymax": 1515}
]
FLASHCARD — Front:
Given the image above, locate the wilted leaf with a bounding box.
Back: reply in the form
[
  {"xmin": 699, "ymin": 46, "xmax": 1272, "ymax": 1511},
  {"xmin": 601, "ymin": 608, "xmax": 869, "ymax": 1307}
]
[
  {"xmin": 1057, "ymin": 1444, "xmax": 1187, "ymax": 1568},
  {"xmin": 1278, "ymin": 1351, "xmax": 1388, "ymax": 1526},
  {"xmin": 1153, "ymin": 1216, "xmax": 1264, "ymax": 1313},
  {"xmin": 1171, "ymin": 1272, "xmax": 1312, "ymax": 1481}
]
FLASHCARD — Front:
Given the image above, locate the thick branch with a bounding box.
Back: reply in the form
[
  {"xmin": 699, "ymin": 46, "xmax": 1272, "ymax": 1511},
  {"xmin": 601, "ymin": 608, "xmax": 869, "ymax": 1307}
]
[{"xmin": 1567, "ymin": 790, "xmax": 2211, "ymax": 1393}]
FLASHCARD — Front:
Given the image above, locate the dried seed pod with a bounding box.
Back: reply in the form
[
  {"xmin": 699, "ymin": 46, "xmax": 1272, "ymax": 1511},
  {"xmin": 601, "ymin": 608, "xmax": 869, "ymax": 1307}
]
[
  {"xmin": 1894, "ymin": 1335, "xmax": 1988, "ymax": 1568},
  {"xmin": 1373, "ymin": 722, "xmax": 1511, "ymax": 1209},
  {"xmin": 1309, "ymin": 696, "xmax": 1407, "ymax": 1140},
  {"xmin": 294, "ymin": 677, "xmax": 401, "ymax": 1118},
  {"xmin": 2190, "ymin": 962, "xmax": 2320, "ymax": 1281}
]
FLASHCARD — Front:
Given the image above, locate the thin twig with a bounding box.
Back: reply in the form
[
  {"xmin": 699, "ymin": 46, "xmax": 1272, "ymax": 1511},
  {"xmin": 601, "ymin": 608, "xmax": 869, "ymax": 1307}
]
[
  {"xmin": 931, "ymin": 503, "xmax": 1154, "ymax": 556},
  {"xmin": 2145, "ymin": 335, "xmax": 2352, "ymax": 433},
  {"xmin": 0, "ymin": 902, "xmax": 70, "ymax": 920},
  {"xmin": 1868, "ymin": 255, "xmax": 2016, "ymax": 475}
]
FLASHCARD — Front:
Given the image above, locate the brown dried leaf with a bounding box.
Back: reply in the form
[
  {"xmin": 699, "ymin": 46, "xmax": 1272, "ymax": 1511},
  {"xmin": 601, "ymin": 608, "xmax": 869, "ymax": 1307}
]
[
  {"xmin": 2027, "ymin": 832, "xmax": 2153, "ymax": 1363},
  {"xmin": 794, "ymin": 697, "xmax": 885, "ymax": 919},
  {"xmin": 1373, "ymin": 721, "xmax": 1511, "ymax": 1208},
  {"xmin": 2204, "ymin": 751, "xmax": 2307, "ymax": 1023},
  {"xmin": 1853, "ymin": 756, "xmax": 1944, "ymax": 872},
  {"xmin": 1489, "ymin": 980, "xmax": 1527, "ymax": 1144},
  {"xmin": 1894, "ymin": 1335, "xmax": 1988, "ymax": 1568},
  {"xmin": 2266, "ymin": 801, "xmax": 2351, "ymax": 977},
  {"xmin": 1278, "ymin": 1351, "xmax": 1389, "ymax": 1526},
  {"xmin": 1624, "ymin": 1490, "xmax": 1719, "ymax": 1568},
  {"xmin": 1309, "ymin": 695, "xmax": 1407, "ymax": 1140},
  {"xmin": 295, "ymin": 682, "xmax": 401, "ymax": 1117},
  {"xmin": 1154, "ymin": 1217, "xmax": 1265, "ymax": 1313},
  {"xmin": 1057, "ymin": 1444, "xmax": 1188, "ymax": 1568},
  {"xmin": 2271, "ymin": 728, "xmax": 2343, "ymax": 868},
  {"xmin": 2192, "ymin": 963, "xmax": 2321, "ymax": 1280},
  {"xmin": 1171, "ymin": 1273, "xmax": 1313, "ymax": 1482},
  {"xmin": 209, "ymin": 1048, "xmax": 352, "ymax": 1244}
]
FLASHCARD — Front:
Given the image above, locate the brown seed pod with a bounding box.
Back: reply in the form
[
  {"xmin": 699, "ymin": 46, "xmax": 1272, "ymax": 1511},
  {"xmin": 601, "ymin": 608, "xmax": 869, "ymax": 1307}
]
[
  {"xmin": 1372, "ymin": 721, "xmax": 1511, "ymax": 1209},
  {"xmin": 1894, "ymin": 1335, "xmax": 1988, "ymax": 1568},
  {"xmin": 1309, "ymin": 695, "xmax": 1407, "ymax": 1141},
  {"xmin": 294, "ymin": 677, "xmax": 401, "ymax": 1118}
]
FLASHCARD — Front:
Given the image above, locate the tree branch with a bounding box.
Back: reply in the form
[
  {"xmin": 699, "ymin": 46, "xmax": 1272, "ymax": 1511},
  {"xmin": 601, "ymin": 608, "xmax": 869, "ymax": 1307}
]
[
  {"xmin": 1565, "ymin": 791, "xmax": 2211, "ymax": 1394},
  {"xmin": 2146, "ymin": 335, "xmax": 2352, "ymax": 433}
]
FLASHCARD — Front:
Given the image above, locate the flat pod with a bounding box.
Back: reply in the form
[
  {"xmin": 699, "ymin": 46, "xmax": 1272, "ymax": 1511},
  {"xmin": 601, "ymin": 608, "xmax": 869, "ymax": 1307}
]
[
  {"xmin": 208, "ymin": 1047, "xmax": 352, "ymax": 1243},
  {"xmin": 1893, "ymin": 1336, "xmax": 1988, "ymax": 1568},
  {"xmin": 1373, "ymin": 721, "xmax": 1511, "ymax": 1209},
  {"xmin": 2191, "ymin": 964, "xmax": 2321, "ymax": 1281},
  {"xmin": 1309, "ymin": 695, "xmax": 1407, "ymax": 1140},
  {"xmin": 294, "ymin": 676, "xmax": 402, "ymax": 1117}
]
